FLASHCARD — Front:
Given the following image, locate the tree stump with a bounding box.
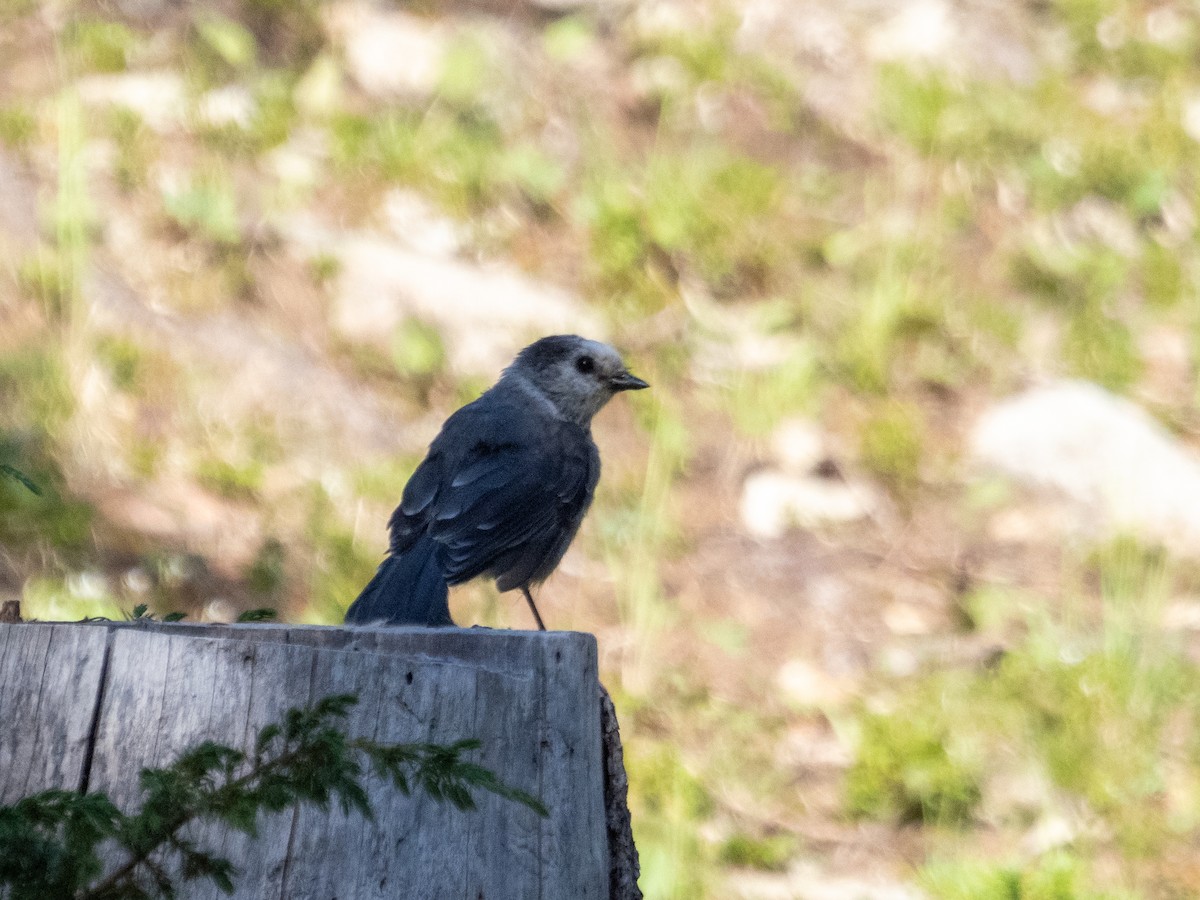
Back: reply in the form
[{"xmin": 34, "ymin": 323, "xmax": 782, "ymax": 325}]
[{"xmin": 0, "ymin": 620, "xmax": 641, "ymax": 899}]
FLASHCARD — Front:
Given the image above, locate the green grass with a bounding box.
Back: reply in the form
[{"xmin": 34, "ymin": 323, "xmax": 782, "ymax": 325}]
[
  {"xmin": 716, "ymin": 831, "xmax": 796, "ymax": 872},
  {"xmin": 0, "ymin": 104, "xmax": 35, "ymax": 149},
  {"xmin": 598, "ymin": 394, "xmax": 688, "ymax": 690},
  {"xmin": 195, "ymin": 457, "xmax": 264, "ymax": 501},
  {"xmin": 245, "ymin": 536, "xmax": 287, "ymax": 598},
  {"xmin": 0, "ymin": 345, "xmax": 74, "ymax": 434},
  {"xmin": 328, "ymin": 108, "xmax": 509, "ymax": 213},
  {"xmin": 846, "ymin": 676, "xmax": 983, "ymax": 825},
  {"xmin": 921, "ymin": 852, "xmax": 1137, "ymax": 900},
  {"xmin": 847, "ymin": 535, "xmax": 1200, "ymax": 874},
  {"xmin": 162, "ymin": 169, "xmax": 242, "ymax": 246},
  {"xmin": 62, "ymin": 20, "xmax": 140, "ymax": 73},
  {"xmin": 106, "ymin": 108, "xmax": 154, "ymax": 191},
  {"xmin": 626, "ymin": 741, "xmax": 716, "ymax": 899},
  {"xmin": 725, "ymin": 347, "xmax": 820, "ymax": 436},
  {"xmin": 579, "ymin": 147, "xmax": 784, "ymax": 312},
  {"xmin": 0, "ymin": 432, "xmax": 93, "ymax": 558},
  {"xmin": 859, "ymin": 401, "xmax": 925, "ymax": 499},
  {"xmin": 20, "ymin": 573, "xmax": 122, "ymax": 621},
  {"xmin": 17, "ymin": 250, "xmax": 80, "ymax": 321},
  {"xmin": 301, "ymin": 485, "xmax": 378, "ymax": 623}
]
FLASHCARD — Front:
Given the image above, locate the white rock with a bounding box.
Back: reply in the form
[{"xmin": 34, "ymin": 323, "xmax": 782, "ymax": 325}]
[
  {"xmin": 779, "ymin": 723, "xmax": 853, "ymax": 768},
  {"xmin": 771, "ymin": 418, "xmax": 826, "ymax": 473},
  {"xmin": 1184, "ymin": 92, "xmax": 1200, "ymax": 143},
  {"xmin": 197, "ymin": 85, "xmax": 255, "ymax": 129},
  {"xmin": 882, "ymin": 601, "xmax": 933, "ymax": 636},
  {"xmin": 382, "ymin": 189, "xmax": 464, "ymax": 257},
  {"xmin": 1021, "ymin": 813, "xmax": 1077, "ymax": 855},
  {"xmin": 867, "ymin": 0, "xmax": 954, "ymax": 61},
  {"xmin": 203, "ymin": 598, "xmax": 236, "ymax": 623},
  {"xmin": 740, "ymin": 469, "xmax": 877, "ymax": 538},
  {"xmin": 285, "ymin": 217, "xmax": 604, "ymax": 376},
  {"xmin": 325, "ymin": 3, "xmax": 447, "ymax": 99},
  {"xmin": 879, "ymin": 645, "xmax": 919, "ymax": 677},
  {"xmin": 76, "ymin": 71, "xmax": 187, "ymax": 132},
  {"xmin": 776, "ymin": 658, "xmax": 847, "ymax": 708},
  {"xmin": 969, "ymin": 380, "xmax": 1200, "ymax": 555},
  {"xmin": 1162, "ymin": 600, "xmax": 1200, "ymax": 630},
  {"xmin": 265, "ymin": 131, "xmax": 326, "ymax": 192}
]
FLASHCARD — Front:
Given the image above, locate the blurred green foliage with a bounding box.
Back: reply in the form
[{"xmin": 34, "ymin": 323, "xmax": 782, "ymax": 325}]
[
  {"xmin": 62, "ymin": 20, "xmax": 140, "ymax": 73},
  {"xmin": 162, "ymin": 170, "xmax": 241, "ymax": 246},
  {"xmin": 921, "ymin": 852, "xmax": 1136, "ymax": 900},
  {"xmin": 859, "ymin": 401, "xmax": 925, "ymax": 499},
  {"xmin": 846, "ymin": 678, "xmax": 982, "ymax": 825},
  {"xmin": 0, "ymin": 105, "xmax": 35, "ymax": 149}
]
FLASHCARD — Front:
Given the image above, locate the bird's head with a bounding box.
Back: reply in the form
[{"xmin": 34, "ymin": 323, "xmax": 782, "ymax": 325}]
[{"xmin": 506, "ymin": 335, "xmax": 649, "ymax": 426}]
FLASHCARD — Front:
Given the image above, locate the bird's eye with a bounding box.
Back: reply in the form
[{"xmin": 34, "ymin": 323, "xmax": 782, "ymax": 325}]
[{"xmin": 575, "ymin": 355, "xmax": 595, "ymax": 374}]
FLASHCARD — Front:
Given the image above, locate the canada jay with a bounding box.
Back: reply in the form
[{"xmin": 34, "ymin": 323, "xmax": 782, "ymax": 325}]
[{"xmin": 344, "ymin": 334, "xmax": 649, "ymax": 629}]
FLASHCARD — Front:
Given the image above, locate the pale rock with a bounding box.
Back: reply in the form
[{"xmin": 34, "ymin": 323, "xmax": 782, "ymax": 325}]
[
  {"xmin": 1159, "ymin": 191, "xmax": 1197, "ymax": 243},
  {"xmin": 197, "ymin": 84, "xmax": 255, "ymax": 129},
  {"xmin": 382, "ymin": 189, "xmax": 464, "ymax": 257},
  {"xmin": 771, "ymin": 418, "xmax": 826, "ymax": 473},
  {"xmin": 779, "ymin": 722, "xmax": 853, "ymax": 769},
  {"xmin": 1162, "ymin": 600, "xmax": 1200, "ymax": 630},
  {"xmin": 739, "ymin": 416, "xmax": 877, "ymax": 539},
  {"xmin": 879, "ymin": 645, "xmax": 919, "ymax": 677},
  {"xmin": 739, "ymin": 3, "xmax": 851, "ymax": 67},
  {"xmin": 1184, "ymin": 92, "xmax": 1200, "ymax": 143},
  {"xmin": 628, "ymin": 54, "xmax": 690, "ymax": 103},
  {"xmin": 882, "ymin": 601, "xmax": 933, "ymax": 636},
  {"xmin": 326, "ymin": 3, "xmax": 447, "ymax": 100},
  {"xmin": 1146, "ymin": 6, "xmax": 1189, "ymax": 46},
  {"xmin": 979, "ymin": 765, "xmax": 1055, "ymax": 825},
  {"xmin": 1021, "ymin": 813, "xmax": 1077, "ymax": 855},
  {"xmin": 1083, "ymin": 76, "xmax": 1129, "ymax": 117},
  {"xmin": 202, "ymin": 597, "xmax": 236, "ymax": 623},
  {"xmin": 970, "ymin": 380, "xmax": 1200, "ymax": 555},
  {"xmin": 284, "ymin": 216, "xmax": 603, "ymax": 376},
  {"xmin": 740, "ymin": 469, "xmax": 877, "ymax": 538},
  {"xmin": 776, "ymin": 658, "xmax": 847, "ymax": 708},
  {"xmin": 985, "ymin": 501, "xmax": 1072, "ymax": 544},
  {"xmin": 122, "ymin": 567, "xmax": 153, "ymax": 596},
  {"xmin": 867, "ymin": 0, "xmax": 954, "ymax": 61},
  {"xmin": 1096, "ymin": 14, "xmax": 1127, "ymax": 49},
  {"xmin": 1139, "ymin": 325, "xmax": 1192, "ymax": 405},
  {"xmin": 1058, "ymin": 197, "xmax": 1140, "ymax": 257},
  {"xmin": 76, "ymin": 71, "xmax": 187, "ymax": 132},
  {"xmin": 265, "ymin": 131, "xmax": 326, "ymax": 192}
]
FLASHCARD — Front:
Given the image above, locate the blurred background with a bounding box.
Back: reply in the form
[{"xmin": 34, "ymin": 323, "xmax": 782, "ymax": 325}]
[{"xmin": 3, "ymin": 0, "xmax": 1200, "ymax": 896}]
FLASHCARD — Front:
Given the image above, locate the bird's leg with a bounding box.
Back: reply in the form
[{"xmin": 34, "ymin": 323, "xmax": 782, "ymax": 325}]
[{"xmin": 521, "ymin": 585, "xmax": 547, "ymax": 631}]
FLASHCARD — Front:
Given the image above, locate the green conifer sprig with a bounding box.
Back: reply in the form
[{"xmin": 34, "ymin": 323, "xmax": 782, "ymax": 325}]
[{"xmin": 0, "ymin": 693, "xmax": 546, "ymax": 899}]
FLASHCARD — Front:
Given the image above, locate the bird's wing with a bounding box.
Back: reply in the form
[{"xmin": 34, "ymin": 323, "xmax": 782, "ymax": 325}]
[
  {"xmin": 432, "ymin": 429, "xmax": 598, "ymax": 585},
  {"xmin": 387, "ymin": 396, "xmax": 599, "ymax": 586},
  {"xmin": 386, "ymin": 397, "xmax": 519, "ymax": 554}
]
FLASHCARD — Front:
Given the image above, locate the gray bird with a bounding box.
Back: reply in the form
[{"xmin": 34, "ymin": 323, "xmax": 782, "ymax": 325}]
[{"xmin": 344, "ymin": 335, "xmax": 649, "ymax": 629}]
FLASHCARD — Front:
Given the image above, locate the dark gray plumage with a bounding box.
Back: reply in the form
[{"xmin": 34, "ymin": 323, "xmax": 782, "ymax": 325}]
[{"xmin": 344, "ymin": 335, "xmax": 649, "ymax": 629}]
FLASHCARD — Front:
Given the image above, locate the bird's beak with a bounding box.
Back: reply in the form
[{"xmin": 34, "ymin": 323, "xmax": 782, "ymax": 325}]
[{"xmin": 609, "ymin": 370, "xmax": 650, "ymax": 392}]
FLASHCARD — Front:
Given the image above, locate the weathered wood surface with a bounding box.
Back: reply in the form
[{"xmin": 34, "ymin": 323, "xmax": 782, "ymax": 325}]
[{"xmin": 0, "ymin": 621, "xmax": 617, "ymax": 899}]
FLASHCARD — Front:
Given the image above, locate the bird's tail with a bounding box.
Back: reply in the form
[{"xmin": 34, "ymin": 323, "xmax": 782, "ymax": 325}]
[{"xmin": 343, "ymin": 534, "xmax": 452, "ymax": 626}]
